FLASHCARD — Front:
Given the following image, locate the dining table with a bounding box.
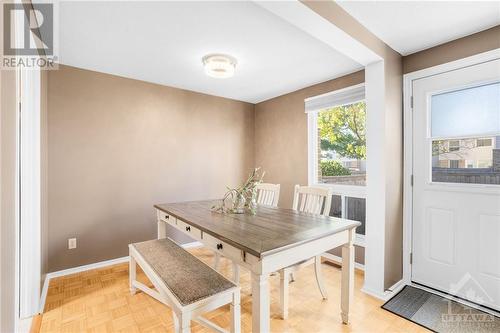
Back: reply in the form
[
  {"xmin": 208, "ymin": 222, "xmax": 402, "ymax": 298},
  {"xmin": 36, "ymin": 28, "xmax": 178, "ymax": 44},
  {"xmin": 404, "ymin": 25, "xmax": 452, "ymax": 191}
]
[{"xmin": 155, "ymin": 200, "xmax": 360, "ymax": 333}]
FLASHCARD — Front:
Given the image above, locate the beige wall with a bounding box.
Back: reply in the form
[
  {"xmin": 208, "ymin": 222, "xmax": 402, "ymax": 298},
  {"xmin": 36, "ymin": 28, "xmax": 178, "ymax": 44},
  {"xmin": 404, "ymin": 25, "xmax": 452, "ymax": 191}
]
[
  {"xmin": 1, "ymin": 1, "xmax": 18, "ymax": 329},
  {"xmin": 255, "ymin": 70, "xmax": 365, "ymax": 208},
  {"xmin": 1, "ymin": 68, "xmax": 18, "ymax": 333},
  {"xmin": 301, "ymin": 0, "xmax": 404, "ymax": 289},
  {"xmin": 382, "ymin": 53, "xmax": 404, "ymax": 288},
  {"xmin": 254, "ymin": 71, "xmax": 366, "ymax": 264},
  {"xmin": 403, "ymin": 25, "xmax": 500, "ymax": 74},
  {"xmin": 47, "ymin": 65, "xmax": 254, "ymax": 271}
]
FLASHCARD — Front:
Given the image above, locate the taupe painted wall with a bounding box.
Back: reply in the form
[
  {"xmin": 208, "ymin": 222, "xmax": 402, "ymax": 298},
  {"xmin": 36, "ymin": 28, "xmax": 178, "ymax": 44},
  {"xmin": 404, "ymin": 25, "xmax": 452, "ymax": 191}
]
[
  {"xmin": 255, "ymin": 70, "xmax": 364, "ymax": 208},
  {"xmin": 403, "ymin": 26, "xmax": 500, "ymax": 74},
  {"xmin": 47, "ymin": 65, "xmax": 254, "ymax": 271},
  {"xmin": 1, "ymin": 68, "xmax": 18, "ymax": 333},
  {"xmin": 254, "ymin": 71, "xmax": 366, "ymax": 264},
  {"xmin": 44, "ymin": 18, "xmax": 498, "ymax": 278},
  {"xmin": 382, "ymin": 53, "xmax": 404, "ymax": 288},
  {"xmin": 301, "ymin": 0, "xmax": 404, "ymax": 289}
]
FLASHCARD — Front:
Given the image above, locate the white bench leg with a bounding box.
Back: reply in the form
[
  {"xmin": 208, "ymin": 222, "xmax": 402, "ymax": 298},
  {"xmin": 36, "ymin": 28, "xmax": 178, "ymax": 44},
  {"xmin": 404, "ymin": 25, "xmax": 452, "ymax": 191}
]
[
  {"xmin": 232, "ymin": 261, "xmax": 240, "ymax": 285},
  {"xmin": 214, "ymin": 251, "xmax": 221, "ymax": 270},
  {"xmin": 179, "ymin": 312, "xmax": 191, "ymax": 333},
  {"xmin": 230, "ymin": 290, "xmax": 241, "ymax": 333},
  {"xmin": 279, "ymin": 269, "xmax": 289, "ymax": 320},
  {"xmin": 173, "ymin": 312, "xmax": 180, "ymax": 333},
  {"xmin": 129, "ymin": 255, "xmax": 137, "ymax": 295},
  {"xmin": 314, "ymin": 255, "xmax": 328, "ymax": 300}
]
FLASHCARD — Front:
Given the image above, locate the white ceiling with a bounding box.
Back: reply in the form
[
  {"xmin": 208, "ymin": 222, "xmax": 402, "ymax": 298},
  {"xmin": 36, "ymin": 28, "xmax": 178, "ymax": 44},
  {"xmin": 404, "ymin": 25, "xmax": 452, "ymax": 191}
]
[
  {"xmin": 337, "ymin": 1, "xmax": 500, "ymax": 56},
  {"xmin": 58, "ymin": 1, "xmax": 362, "ymax": 103}
]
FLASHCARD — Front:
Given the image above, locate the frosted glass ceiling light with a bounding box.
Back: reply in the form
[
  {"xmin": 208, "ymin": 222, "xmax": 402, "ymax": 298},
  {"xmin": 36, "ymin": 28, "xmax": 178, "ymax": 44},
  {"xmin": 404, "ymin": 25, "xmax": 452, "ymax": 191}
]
[{"xmin": 202, "ymin": 54, "xmax": 237, "ymax": 78}]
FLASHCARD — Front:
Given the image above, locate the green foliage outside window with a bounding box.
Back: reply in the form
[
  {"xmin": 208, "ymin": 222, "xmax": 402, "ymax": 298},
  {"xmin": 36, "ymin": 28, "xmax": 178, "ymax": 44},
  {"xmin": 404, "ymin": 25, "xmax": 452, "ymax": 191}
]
[
  {"xmin": 318, "ymin": 101, "xmax": 366, "ymax": 160},
  {"xmin": 320, "ymin": 160, "xmax": 351, "ymax": 176}
]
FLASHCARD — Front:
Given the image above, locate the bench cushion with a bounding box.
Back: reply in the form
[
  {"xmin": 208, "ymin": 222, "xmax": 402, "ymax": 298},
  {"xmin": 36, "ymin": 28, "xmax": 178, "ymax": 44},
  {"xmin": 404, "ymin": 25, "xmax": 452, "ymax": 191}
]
[{"xmin": 131, "ymin": 238, "xmax": 236, "ymax": 306}]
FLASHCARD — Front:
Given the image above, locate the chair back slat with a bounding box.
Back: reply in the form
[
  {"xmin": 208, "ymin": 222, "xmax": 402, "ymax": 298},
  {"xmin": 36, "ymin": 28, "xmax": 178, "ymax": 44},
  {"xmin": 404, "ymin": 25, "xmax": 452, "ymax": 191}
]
[
  {"xmin": 292, "ymin": 185, "xmax": 332, "ymax": 216},
  {"xmin": 256, "ymin": 183, "xmax": 280, "ymax": 207}
]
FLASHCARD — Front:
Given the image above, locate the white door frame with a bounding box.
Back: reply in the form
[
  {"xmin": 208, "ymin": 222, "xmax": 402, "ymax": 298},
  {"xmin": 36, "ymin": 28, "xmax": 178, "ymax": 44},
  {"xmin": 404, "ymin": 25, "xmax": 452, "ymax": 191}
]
[
  {"xmin": 18, "ymin": 66, "xmax": 42, "ymax": 319},
  {"xmin": 402, "ymin": 48, "xmax": 500, "ymax": 286},
  {"xmin": 12, "ymin": 2, "xmax": 43, "ymax": 327}
]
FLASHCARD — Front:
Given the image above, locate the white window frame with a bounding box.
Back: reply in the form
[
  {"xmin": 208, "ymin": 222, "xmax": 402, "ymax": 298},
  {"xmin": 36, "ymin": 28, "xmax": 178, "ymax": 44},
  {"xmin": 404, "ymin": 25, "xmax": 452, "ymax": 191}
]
[
  {"xmin": 306, "ymin": 83, "xmax": 367, "ymax": 246},
  {"xmin": 477, "ymin": 138, "xmax": 492, "ymax": 147}
]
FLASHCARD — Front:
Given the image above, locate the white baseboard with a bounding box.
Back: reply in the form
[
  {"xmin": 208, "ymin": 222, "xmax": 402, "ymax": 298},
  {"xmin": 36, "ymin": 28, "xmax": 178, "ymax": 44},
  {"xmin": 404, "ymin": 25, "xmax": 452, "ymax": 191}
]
[
  {"xmin": 361, "ymin": 279, "xmax": 406, "ymax": 301},
  {"xmin": 39, "ymin": 276, "xmax": 50, "ymax": 313},
  {"xmin": 47, "ymin": 256, "xmax": 130, "ymax": 280},
  {"xmin": 322, "ymin": 252, "xmax": 365, "ymax": 271},
  {"xmin": 16, "ymin": 316, "xmax": 33, "ymax": 333},
  {"xmin": 40, "ymin": 255, "xmax": 129, "ymax": 312},
  {"xmin": 39, "ymin": 241, "xmax": 204, "ymax": 313}
]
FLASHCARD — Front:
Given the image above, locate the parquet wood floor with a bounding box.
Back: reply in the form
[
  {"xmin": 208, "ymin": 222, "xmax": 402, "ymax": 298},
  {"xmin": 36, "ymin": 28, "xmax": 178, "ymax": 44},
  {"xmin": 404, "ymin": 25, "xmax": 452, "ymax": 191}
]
[{"xmin": 39, "ymin": 248, "xmax": 428, "ymax": 333}]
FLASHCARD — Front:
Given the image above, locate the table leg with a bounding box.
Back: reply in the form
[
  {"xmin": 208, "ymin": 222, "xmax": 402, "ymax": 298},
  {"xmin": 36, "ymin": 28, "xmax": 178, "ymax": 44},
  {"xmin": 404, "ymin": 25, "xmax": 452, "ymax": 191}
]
[
  {"xmin": 214, "ymin": 252, "xmax": 221, "ymax": 270},
  {"xmin": 157, "ymin": 220, "xmax": 166, "ymax": 239},
  {"xmin": 341, "ymin": 230, "xmax": 355, "ymax": 324},
  {"xmin": 251, "ymin": 272, "xmax": 270, "ymax": 333},
  {"xmin": 232, "ymin": 261, "xmax": 240, "ymax": 285},
  {"xmin": 279, "ymin": 269, "xmax": 289, "ymax": 320}
]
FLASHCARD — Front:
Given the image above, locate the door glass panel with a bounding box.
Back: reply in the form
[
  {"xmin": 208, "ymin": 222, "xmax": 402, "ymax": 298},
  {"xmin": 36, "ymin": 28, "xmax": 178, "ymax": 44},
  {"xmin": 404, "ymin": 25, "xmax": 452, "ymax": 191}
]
[
  {"xmin": 432, "ymin": 136, "xmax": 500, "ymax": 185},
  {"xmin": 431, "ymin": 82, "xmax": 500, "ymax": 138},
  {"xmin": 431, "ymin": 82, "xmax": 500, "ymax": 185}
]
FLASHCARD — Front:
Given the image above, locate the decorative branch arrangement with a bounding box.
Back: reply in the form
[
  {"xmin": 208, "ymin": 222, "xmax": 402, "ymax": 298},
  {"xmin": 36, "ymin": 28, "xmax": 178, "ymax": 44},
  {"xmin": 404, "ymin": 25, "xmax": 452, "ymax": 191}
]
[{"xmin": 211, "ymin": 168, "xmax": 265, "ymax": 215}]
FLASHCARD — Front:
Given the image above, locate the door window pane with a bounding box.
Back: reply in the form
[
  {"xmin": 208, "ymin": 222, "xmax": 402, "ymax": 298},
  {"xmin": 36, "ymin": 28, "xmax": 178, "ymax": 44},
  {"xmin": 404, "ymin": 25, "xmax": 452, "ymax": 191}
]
[
  {"xmin": 431, "ymin": 82, "xmax": 500, "ymax": 185},
  {"xmin": 431, "ymin": 82, "xmax": 500, "ymax": 138},
  {"xmin": 432, "ymin": 136, "xmax": 500, "ymax": 185}
]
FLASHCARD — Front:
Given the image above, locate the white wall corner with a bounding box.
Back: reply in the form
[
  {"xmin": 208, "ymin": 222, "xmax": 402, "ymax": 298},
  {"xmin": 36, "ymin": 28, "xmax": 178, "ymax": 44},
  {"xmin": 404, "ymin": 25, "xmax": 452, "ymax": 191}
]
[{"xmin": 363, "ymin": 60, "xmax": 387, "ymax": 296}]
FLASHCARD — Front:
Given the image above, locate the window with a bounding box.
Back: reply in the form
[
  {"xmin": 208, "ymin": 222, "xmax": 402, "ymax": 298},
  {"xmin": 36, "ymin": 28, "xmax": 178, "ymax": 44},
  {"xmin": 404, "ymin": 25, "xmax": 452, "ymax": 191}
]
[
  {"xmin": 306, "ymin": 85, "xmax": 366, "ymax": 186},
  {"xmin": 430, "ymin": 82, "xmax": 500, "ymax": 185},
  {"xmin": 449, "ymin": 140, "xmax": 460, "ymax": 152},
  {"xmin": 307, "ymin": 84, "xmax": 366, "ymax": 245},
  {"xmin": 477, "ymin": 138, "xmax": 492, "ymax": 147}
]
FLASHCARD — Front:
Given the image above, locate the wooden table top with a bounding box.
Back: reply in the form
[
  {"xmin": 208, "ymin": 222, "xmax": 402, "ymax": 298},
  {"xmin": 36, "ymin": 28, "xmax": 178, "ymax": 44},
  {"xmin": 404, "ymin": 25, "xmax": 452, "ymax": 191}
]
[{"xmin": 155, "ymin": 200, "xmax": 360, "ymax": 258}]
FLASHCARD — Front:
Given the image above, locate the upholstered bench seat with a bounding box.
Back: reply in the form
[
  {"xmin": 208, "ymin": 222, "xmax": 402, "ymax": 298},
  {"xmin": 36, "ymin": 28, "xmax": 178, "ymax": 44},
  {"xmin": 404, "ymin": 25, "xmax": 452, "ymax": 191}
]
[
  {"xmin": 131, "ymin": 239, "xmax": 236, "ymax": 306},
  {"xmin": 129, "ymin": 238, "xmax": 240, "ymax": 333}
]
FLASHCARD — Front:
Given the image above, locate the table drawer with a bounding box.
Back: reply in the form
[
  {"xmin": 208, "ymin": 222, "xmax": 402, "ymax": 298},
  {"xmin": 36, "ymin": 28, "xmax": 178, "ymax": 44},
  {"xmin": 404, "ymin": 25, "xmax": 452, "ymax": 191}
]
[
  {"xmin": 203, "ymin": 232, "xmax": 242, "ymax": 261},
  {"xmin": 177, "ymin": 220, "xmax": 202, "ymax": 240},
  {"xmin": 158, "ymin": 210, "xmax": 176, "ymax": 226}
]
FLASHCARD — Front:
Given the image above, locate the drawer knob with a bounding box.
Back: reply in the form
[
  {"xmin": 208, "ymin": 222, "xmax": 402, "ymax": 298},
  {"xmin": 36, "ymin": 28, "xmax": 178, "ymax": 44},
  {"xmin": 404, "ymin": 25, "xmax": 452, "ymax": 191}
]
[
  {"xmin": 185, "ymin": 226, "xmax": 191, "ymax": 232},
  {"xmin": 165, "ymin": 215, "xmax": 169, "ymax": 219},
  {"xmin": 217, "ymin": 243, "xmax": 223, "ymax": 250}
]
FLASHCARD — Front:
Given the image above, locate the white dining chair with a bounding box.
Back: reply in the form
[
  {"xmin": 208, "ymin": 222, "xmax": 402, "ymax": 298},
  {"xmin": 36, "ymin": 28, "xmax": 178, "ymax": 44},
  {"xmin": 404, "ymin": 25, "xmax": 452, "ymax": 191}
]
[
  {"xmin": 213, "ymin": 183, "xmax": 281, "ymax": 275},
  {"xmin": 279, "ymin": 184, "xmax": 333, "ymax": 319},
  {"xmin": 256, "ymin": 183, "xmax": 280, "ymax": 207}
]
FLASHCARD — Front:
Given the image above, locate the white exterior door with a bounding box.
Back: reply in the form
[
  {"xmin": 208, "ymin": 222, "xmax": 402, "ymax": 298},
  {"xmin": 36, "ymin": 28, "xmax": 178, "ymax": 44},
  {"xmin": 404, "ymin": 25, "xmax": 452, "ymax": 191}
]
[{"xmin": 412, "ymin": 58, "xmax": 500, "ymax": 311}]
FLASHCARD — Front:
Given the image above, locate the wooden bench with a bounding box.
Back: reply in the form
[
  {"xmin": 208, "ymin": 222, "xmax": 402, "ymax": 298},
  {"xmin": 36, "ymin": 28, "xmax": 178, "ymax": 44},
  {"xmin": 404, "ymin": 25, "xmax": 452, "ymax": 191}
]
[{"xmin": 129, "ymin": 238, "xmax": 241, "ymax": 333}]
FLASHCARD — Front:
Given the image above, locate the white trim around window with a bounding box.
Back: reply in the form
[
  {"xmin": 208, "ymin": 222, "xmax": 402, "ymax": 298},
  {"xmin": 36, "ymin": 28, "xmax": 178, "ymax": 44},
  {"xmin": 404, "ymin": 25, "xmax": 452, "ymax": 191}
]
[
  {"xmin": 306, "ymin": 84, "xmax": 367, "ymax": 247},
  {"xmin": 305, "ymin": 82, "xmax": 365, "ymax": 113}
]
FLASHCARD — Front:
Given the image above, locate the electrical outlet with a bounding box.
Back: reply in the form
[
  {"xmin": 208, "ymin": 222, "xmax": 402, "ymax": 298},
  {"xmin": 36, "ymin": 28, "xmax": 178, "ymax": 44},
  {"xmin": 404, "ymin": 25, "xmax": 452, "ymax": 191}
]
[{"xmin": 68, "ymin": 238, "xmax": 77, "ymax": 249}]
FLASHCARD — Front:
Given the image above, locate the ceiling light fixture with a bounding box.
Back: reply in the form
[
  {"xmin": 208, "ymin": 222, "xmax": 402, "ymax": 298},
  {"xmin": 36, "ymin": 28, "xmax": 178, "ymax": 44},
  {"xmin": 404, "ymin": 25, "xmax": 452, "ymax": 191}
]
[{"xmin": 202, "ymin": 54, "xmax": 237, "ymax": 79}]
